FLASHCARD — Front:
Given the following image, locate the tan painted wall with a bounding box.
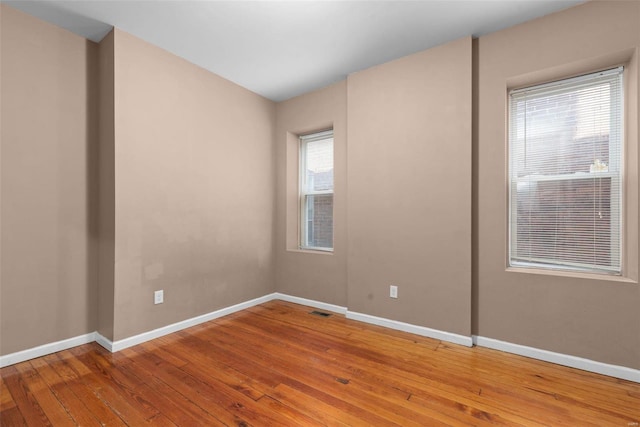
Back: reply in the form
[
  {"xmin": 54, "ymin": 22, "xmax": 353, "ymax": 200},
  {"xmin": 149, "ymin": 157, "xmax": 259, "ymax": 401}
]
[
  {"xmin": 476, "ymin": 0, "xmax": 640, "ymax": 368},
  {"xmin": 347, "ymin": 37, "xmax": 473, "ymax": 336},
  {"xmin": 0, "ymin": 5, "xmax": 98, "ymax": 354},
  {"xmin": 97, "ymin": 30, "xmax": 115, "ymax": 341},
  {"xmin": 110, "ymin": 30, "xmax": 276, "ymax": 340},
  {"xmin": 275, "ymin": 81, "xmax": 348, "ymax": 306}
]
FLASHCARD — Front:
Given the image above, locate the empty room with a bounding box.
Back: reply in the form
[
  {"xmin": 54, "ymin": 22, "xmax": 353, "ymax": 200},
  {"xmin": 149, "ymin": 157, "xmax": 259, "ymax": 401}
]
[{"xmin": 1, "ymin": 0, "xmax": 639, "ymax": 425}]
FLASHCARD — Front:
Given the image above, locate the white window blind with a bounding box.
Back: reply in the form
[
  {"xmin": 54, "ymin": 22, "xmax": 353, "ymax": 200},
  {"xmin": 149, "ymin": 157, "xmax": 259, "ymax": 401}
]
[
  {"xmin": 300, "ymin": 130, "xmax": 334, "ymax": 251},
  {"xmin": 508, "ymin": 67, "xmax": 623, "ymax": 274}
]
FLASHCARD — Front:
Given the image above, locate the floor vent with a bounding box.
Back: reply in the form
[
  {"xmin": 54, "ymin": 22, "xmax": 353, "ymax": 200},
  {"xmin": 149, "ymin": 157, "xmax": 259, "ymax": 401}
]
[{"xmin": 310, "ymin": 310, "xmax": 331, "ymax": 317}]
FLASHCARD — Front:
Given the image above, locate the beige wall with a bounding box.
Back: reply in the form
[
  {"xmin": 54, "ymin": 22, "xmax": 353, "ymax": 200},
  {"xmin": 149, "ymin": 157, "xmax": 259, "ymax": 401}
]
[
  {"xmin": 0, "ymin": 5, "xmax": 98, "ymax": 354},
  {"xmin": 110, "ymin": 30, "xmax": 276, "ymax": 340},
  {"xmin": 476, "ymin": 0, "xmax": 640, "ymax": 368},
  {"xmin": 347, "ymin": 37, "xmax": 473, "ymax": 336},
  {"xmin": 275, "ymin": 81, "xmax": 348, "ymax": 306}
]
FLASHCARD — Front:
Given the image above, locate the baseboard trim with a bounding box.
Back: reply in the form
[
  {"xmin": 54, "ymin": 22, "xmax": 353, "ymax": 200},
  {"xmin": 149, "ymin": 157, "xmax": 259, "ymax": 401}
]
[
  {"xmin": 94, "ymin": 332, "xmax": 114, "ymax": 352},
  {"xmin": 273, "ymin": 293, "xmax": 348, "ymax": 314},
  {"xmin": 3, "ymin": 296, "xmax": 638, "ymax": 383},
  {"xmin": 473, "ymin": 336, "xmax": 640, "ymax": 383},
  {"xmin": 100, "ymin": 293, "xmax": 278, "ymax": 353},
  {"xmin": 0, "ymin": 332, "xmax": 96, "ymax": 368},
  {"xmin": 273, "ymin": 295, "xmax": 473, "ymax": 349},
  {"xmin": 346, "ymin": 310, "xmax": 473, "ymax": 347}
]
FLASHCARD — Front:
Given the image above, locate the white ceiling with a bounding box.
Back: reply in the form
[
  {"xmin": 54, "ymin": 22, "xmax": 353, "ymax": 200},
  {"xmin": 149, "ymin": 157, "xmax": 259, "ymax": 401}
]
[{"xmin": 5, "ymin": 0, "xmax": 585, "ymax": 101}]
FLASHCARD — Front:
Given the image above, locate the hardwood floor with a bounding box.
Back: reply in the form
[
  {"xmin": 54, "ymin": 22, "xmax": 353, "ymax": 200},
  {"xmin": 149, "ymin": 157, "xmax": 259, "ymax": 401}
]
[{"xmin": 1, "ymin": 300, "xmax": 639, "ymax": 426}]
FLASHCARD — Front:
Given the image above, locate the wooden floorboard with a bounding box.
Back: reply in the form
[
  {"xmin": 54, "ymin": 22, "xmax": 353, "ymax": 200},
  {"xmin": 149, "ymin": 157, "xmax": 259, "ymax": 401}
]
[{"xmin": 1, "ymin": 300, "xmax": 639, "ymax": 426}]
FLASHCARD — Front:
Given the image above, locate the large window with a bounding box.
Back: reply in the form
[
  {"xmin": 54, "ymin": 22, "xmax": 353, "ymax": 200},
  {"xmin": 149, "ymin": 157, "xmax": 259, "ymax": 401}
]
[
  {"xmin": 508, "ymin": 67, "xmax": 624, "ymax": 274},
  {"xmin": 300, "ymin": 130, "xmax": 334, "ymax": 251}
]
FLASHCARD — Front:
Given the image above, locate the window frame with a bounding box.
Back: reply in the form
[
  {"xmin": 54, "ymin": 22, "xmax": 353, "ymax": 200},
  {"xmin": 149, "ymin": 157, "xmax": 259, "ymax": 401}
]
[
  {"xmin": 507, "ymin": 67, "xmax": 625, "ymax": 276},
  {"xmin": 299, "ymin": 129, "xmax": 334, "ymax": 252}
]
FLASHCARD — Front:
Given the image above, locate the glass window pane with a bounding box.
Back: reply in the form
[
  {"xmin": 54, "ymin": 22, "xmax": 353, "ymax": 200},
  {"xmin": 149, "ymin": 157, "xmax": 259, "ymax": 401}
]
[
  {"xmin": 305, "ymin": 194, "xmax": 333, "ymax": 249},
  {"xmin": 304, "ymin": 138, "xmax": 333, "ymax": 192}
]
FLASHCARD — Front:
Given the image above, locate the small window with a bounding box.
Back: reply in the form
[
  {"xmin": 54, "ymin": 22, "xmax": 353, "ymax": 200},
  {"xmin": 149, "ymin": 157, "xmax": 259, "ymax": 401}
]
[
  {"xmin": 508, "ymin": 67, "xmax": 624, "ymax": 274},
  {"xmin": 300, "ymin": 130, "xmax": 334, "ymax": 251}
]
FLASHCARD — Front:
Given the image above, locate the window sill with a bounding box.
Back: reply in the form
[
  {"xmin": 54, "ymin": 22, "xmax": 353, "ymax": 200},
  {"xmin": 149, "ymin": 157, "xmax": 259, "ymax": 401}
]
[
  {"xmin": 287, "ymin": 248, "xmax": 334, "ymax": 256},
  {"xmin": 505, "ymin": 266, "xmax": 637, "ymax": 284}
]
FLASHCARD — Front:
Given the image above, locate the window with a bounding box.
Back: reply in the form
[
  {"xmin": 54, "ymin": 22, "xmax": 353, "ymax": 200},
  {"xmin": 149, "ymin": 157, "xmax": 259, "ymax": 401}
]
[
  {"xmin": 508, "ymin": 67, "xmax": 624, "ymax": 274},
  {"xmin": 300, "ymin": 130, "xmax": 334, "ymax": 251}
]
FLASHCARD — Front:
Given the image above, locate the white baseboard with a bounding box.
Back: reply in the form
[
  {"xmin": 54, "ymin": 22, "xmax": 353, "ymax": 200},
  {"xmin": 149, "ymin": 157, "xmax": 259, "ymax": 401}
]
[
  {"xmin": 273, "ymin": 292, "xmax": 348, "ymax": 314},
  {"xmin": 0, "ymin": 332, "xmax": 96, "ymax": 368},
  {"xmin": 346, "ymin": 310, "xmax": 474, "ymax": 347},
  {"xmin": 94, "ymin": 332, "xmax": 114, "ymax": 352},
  {"xmin": 3, "ymin": 295, "xmax": 638, "ymax": 384},
  {"xmin": 275, "ymin": 295, "xmax": 473, "ymax": 348},
  {"xmin": 473, "ymin": 336, "xmax": 640, "ymax": 383},
  {"xmin": 97, "ymin": 293, "xmax": 278, "ymax": 353}
]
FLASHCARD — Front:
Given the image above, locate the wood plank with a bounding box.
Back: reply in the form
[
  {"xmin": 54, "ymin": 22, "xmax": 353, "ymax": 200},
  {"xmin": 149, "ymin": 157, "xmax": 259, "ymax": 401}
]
[
  {"xmin": 0, "ymin": 375, "xmax": 16, "ymax": 411},
  {"xmin": 29, "ymin": 357, "xmax": 102, "ymax": 427},
  {"xmin": 255, "ymin": 394, "xmax": 332, "ymax": 426},
  {"xmin": 70, "ymin": 346, "xmax": 161, "ymax": 420},
  {"xmin": 128, "ymin": 346, "xmax": 269, "ymax": 426},
  {"xmin": 1, "ymin": 365, "xmax": 51, "ymax": 426},
  {"xmin": 0, "ymin": 406, "xmax": 28, "ymax": 426},
  {"xmin": 151, "ymin": 337, "xmax": 276, "ymax": 399},
  {"xmin": 44, "ymin": 352, "xmax": 128, "ymax": 426},
  {"xmin": 269, "ymin": 382, "xmax": 400, "ymax": 427},
  {"xmin": 117, "ymin": 362, "xmax": 227, "ymax": 427},
  {"xmin": 59, "ymin": 348, "xmax": 154, "ymax": 425},
  {"xmin": 13, "ymin": 361, "xmax": 76, "ymax": 427}
]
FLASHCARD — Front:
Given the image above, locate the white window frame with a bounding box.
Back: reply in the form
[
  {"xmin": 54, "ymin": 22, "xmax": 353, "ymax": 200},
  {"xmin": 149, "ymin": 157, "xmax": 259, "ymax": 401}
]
[
  {"xmin": 508, "ymin": 67, "xmax": 624, "ymax": 275},
  {"xmin": 299, "ymin": 129, "xmax": 334, "ymax": 251}
]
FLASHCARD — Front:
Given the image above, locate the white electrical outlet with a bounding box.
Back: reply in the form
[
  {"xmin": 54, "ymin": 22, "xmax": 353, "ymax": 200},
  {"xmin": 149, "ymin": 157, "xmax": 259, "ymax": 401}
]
[
  {"xmin": 154, "ymin": 290, "xmax": 164, "ymax": 305},
  {"xmin": 390, "ymin": 285, "xmax": 398, "ymax": 299}
]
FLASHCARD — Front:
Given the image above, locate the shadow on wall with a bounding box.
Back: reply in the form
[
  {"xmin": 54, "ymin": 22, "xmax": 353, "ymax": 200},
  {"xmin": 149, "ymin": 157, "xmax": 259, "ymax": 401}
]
[
  {"xmin": 471, "ymin": 38, "xmax": 480, "ymax": 336},
  {"xmin": 85, "ymin": 39, "xmax": 100, "ymax": 335}
]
